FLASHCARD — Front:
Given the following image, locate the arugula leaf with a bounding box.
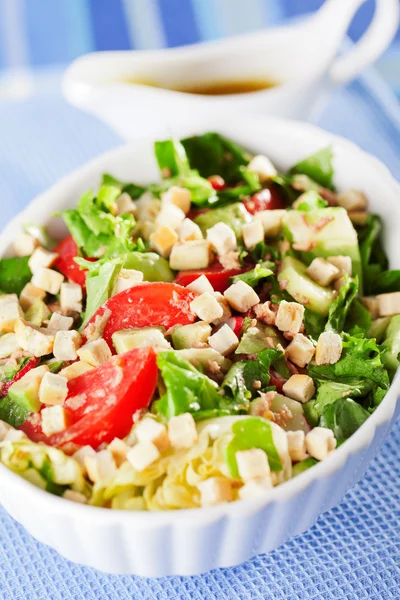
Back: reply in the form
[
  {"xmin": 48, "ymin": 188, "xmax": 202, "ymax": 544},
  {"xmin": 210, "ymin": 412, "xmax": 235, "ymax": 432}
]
[
  {"xmin": 325, "ymin": 276, "xmax": 358, "ymax": 332},
  {"xmin": 250, "ymin": 241, "xmax": 280, "ymax": 262},
  {"xmin": 0, "ymin": 256, "xmax": 31, "ymax": 294},
  {"xmin": 154, "ymin": 139, "xmax": 191, "ymax": 178},
  {"xmin": 231, "ymin": 261, "xmax": 274, "ymax": 288},
  {"xmin": 82, "ymin": 259, "xmax": 123, "ymax": 327},
  {"xmin": 294, "ymin": 191, "xmax": 328, "ymax": 211},
  {"xmin": 320, "ymin": 398, "xmax": 370, "ymax": 441},
  {"xmin": 289, "ymin": 147, "xmax": 334, "ymax": 190},
  {"xmin": 222, "ymin": 349, "xmax": 282, "ymax": 404}
]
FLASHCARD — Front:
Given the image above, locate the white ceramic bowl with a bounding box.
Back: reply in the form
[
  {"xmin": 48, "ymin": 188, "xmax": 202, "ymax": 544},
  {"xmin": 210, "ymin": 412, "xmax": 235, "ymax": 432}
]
[{"xmin": 0, "ymin": 115, "xmax": 399, "ymax": 577}]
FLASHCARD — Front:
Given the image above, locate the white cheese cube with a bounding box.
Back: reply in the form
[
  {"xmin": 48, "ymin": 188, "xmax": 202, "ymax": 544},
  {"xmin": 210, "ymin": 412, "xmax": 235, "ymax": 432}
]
[
  {"xmin": 149, "ymin": 226, "xmax": 178, "ymax": 258},
  {"xmin": 53, "ymin": 330, "xmax": 82, "ymax": 361},
  {"xmin": 315, "ymin": 331, "xmax": 342, "ymax": 365},
  {"xmin": 337, "ymin": 189, "xmax": 367, "ymax": 211},
  {"xmin": 198, "ymin": 477, "xmax": 233, "ymax": 506},
  {"xmin": 115, "ymin": 192, "xmax": 137, "ymax": 216},
  {"xmin": 168, "ymin": 413, "xmax": 198, "ymax": 449},
  {"xmin": 224, "ymin": 280, "xmax": 260, "ymax": 313},
  {"xmin": 360, "ymin": 296, "xmax": 379, "ymax": 319},
  {"xmin": 247, "ymin": 155, "xmax": 278, "ymax": 182},
  {"xmin": 178, "ymin": 218, "xmax": 203, "ymax": 241},
  {"xmin": 208, "ymin": 323, "xmax": 239, "ymax": 356},
  {"xmin": 275, "ymin": 300, "xmax": 304, "ymax": 334},
  {"xmin": 135, "ymin": 193, "xmax": 160, "ymax": 222},
  {"xmin": 60, "ymin": 282, "xmax": 83, "ymax": 314},
  {"xmin": 155, "ymin": 203, "xmax": 186, "ymax": 231},
  {"xmin": 286, "ymin": 430, "xmax": 307, "ymax": 462},
  {"xmin": 135, "ymin": 418, "xmax": 169, "ymax": 452},
  {"xmin": 306, "ymin": 258, "xmax": 340, "ymax": 287},
  {"xmin": 77, "ymin": 338, "xmax": 112, "ymax": 366},
  {"xmin": 41, "ymin": 405, "xmax": 68, "ymax": 436},
  {"xmin": 162, "ymin": 185, "xmax": 191, "ymax": 215},
  {"xmin": 305, "ymin": 427, "xmax": 337, "ymax": 461},
  {"xmin": 108, "ymin": 438, "xmax": 130, "ymax": 466},
  {"xmin": 236, "ymin": 448, "xmax": 271, "ymax": 481},
  {"xmin": 0, "ymin": 294, "xmax": 23, "ymax": 333},
  {"xmin": 59, "ymin": 361, "xmax": 94, "ymax": 381},
  {"xmin": 126, "ymin": 441, "xmax": 160, "ymax": 472},
  {"xmin": 169, "ymin": 240, "xmax": 211, "ymax": 270},
  {"xmin": 190, "ymin": 292, "xmax": 223, "ymax": 322},
  {"xmin": 28, "ymin": 247, "xmax": 58, "ymax": 273},
  {"xmin": 39, "ymin": 372, "xmax": 68, "ymax": 406},
  {"xmin": 12, "ymin": 233, "xmax": 39, "ymax": 257},
  {"xmin": 212, "ymin": 292, "xmax": 232, "ymax": 325},
  {"xmin": 72, "ymin": 445, "xmax": 96, "ymax": 474},
  {"xmin": 285, "ymin": 333, "xmax": 315, "ymax": 367},
  {"xmin": 4, "ymin": 429, "xmax": 26, "ymax": 442},
  {"xmin": 19, "ymin": 283, "xmax": 46, "ymax": 310},
  {"xmin": 242, "ymin": 220, "xmax": 264, "ymax": 251},
  {"xmin": 206, "ymin": 222, "xmax": 237, "ymax": 256},
  {"xmin": 0, "ymin": 332, "xmax": 21, "ymax": 359},
  {"xmin": 186, "ymin": 274, "xmax": 214, "ymax": 295},
  {"xmin": 254, "ymin": 209, "xmax": 285, "ymax": 238},
  {"xmin": 113, "ymin": 269, "xmax": 144, "ymax": 295},
  {"xmin": 377, "ymin": 292, "xmax": 400, "ymax": 317},
  {"xmin": 282, "ymin": 374, "xmax": 315, "ymax": 404},
  {"xmin": 47, "ymin": 312, "xmax": 74, "ymax": 331},
  {"xmin": 84, "ymin": 450, "xmax": 117, "ymax": 483},
  {"xmin": 15, "ymin": 319, "xmax": 54, "ymax": 356},
  {"xmin": 31, "ymin": 267, "xmax": 64, "ymax": 295},
  {"xmin": 327, "ymin": 255, "xmax": 352, "ymax": 276},
  {"xmin": 63, "ymin": 490, "xmax": 88, "ymax": 504},
  {"xmin": 238, "ymin": 476, "xmax": 273, "ymax": 500},
  {"xmin": 0, "ymin": 420, "xmax": 12, "ymax": 442}
]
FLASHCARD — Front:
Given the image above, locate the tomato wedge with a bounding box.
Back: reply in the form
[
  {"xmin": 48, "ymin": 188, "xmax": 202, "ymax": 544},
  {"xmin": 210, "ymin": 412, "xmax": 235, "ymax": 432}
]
[
  {"xmin": 0, "ymin": 358, "xmax": 38, "ymax": 398},
  {"xmin": 175, "ymin": 261, "xmax": 250, "ymax": 294},
  {"xmin": 21, "ymin": 347, "xmax": 157, "ymax": 450},
  {"xmin": 86, "ymin": 282, "xmax": 197, "ymax": 348},
  {"xmin": 54, "ymin": 235, "xmax": 95, "ymax": 288},
  {"xmin": 244, "ymin": 184, "xmax": 285, "ymax": 214}
]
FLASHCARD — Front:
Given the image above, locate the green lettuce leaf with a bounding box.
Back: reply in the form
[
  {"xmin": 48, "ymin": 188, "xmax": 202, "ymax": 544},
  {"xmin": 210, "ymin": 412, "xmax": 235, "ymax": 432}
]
[
  {"xmin": 82, "ymin": 259, "xmax": 123, "ymax": 327},
  {"xmin": 325, "ymin": 276, "xmax": 358, "ymax": 332},
  {"xmin": 154, "ymin": 139, "xmax": 191, "ymax": 178},
  {"xmin": 0, "ymin": 256, "xmax": 31, "ymax": 294},
  {"xmin": 231, "ymin": 261, "xmax": 274, "ymax": 289},
  {"xmin": 320, "ymin": 398, "xmax": 370, "ymax": 441}
]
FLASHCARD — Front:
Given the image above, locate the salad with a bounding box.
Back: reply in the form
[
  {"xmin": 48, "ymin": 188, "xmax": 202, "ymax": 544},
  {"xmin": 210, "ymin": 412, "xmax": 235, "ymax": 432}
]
[{"xmin": 0, "ymin": 132, "xmax": 399, "ymax": 511}]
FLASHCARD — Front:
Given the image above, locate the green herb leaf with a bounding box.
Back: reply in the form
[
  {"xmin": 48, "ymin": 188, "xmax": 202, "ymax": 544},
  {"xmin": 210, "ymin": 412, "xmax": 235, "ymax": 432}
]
[
  {"xmin": 0, "ymin": 256, "xmax": 31, "ymax": 294},
  {"xmin": 154, "ymin": 139, "xmax": 191, "ymax": 178},
  {"xmin": 231, "ymin": 261, "xmax": 274, "ymax": 289},
  {"xmin": 319, "ymin": 398, "xmax": 370, "ymax": 441}
]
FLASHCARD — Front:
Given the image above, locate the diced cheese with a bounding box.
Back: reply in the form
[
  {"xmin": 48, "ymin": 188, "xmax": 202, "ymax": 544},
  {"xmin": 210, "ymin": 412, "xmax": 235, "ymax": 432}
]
[
  {"xmin": 179, "ymin": 218, "xmax": 203, "ymax": 242},
  {"xmin": 12, "ymin": 233, "xmax": 39, "ymax": 257},
  {"xmin": 108, "ymin": 438, "xmax": 130, "ymax": 466},
  {"xmin": 53, "ymin": 330, "xmax": 82, "ymax": 361},
  {"xmin": 41, "ymin": 405, "xmax": 68, "ymax": 436},
  {"xmin": 285, "ymin": 333, "xmax": 315, "ymax": 368},
  {"xmin": 208, "ymin": 323, "xmax": 239, "ymax": 356},
  {"xmin": 336, "ymin": 189, "xmax": 367, "ymax": 211},
  {"xmin": 254, "ymin": 209, "xmax": 285, "ymax": 238},
  {"xmin": 72, "ymin": 445, "xmax": 96, "ymax": 474},
  {"xmin": 0, "ymin": 420, "xmax": 12, "ymax": 442},
  {"xmin": 19, "ymin": 283, "xmax": 46, "ymax": 310},
  {"xmin": 377, "ymin": 292, "xmax": 400, "ymax": 317},
  {"xmin": 155, "ymin": 203, "xmax": 186, "ymax": 230},
  {"xmin": 84, "ymin": 450, "xmax": 117, "ymax": 483},
  {"xmin": 212, "ymin": 292, "xmax": 232, "ymax": 325},
  {"xmin": 236, "ymin": 448, "xmax": 271, "ymax": 481},
  {"xmin": 206, "ymin": 222, "xmax": 237, "ymax": 256},
  {"xmin": 47, "ymin": 312, "xmax": 74, "ymax": 331},
  {"xmin": 282, "ymin": 374, "xmax": 315, "ymax": 404},
  {"xmin": 327, "ymin": 255, "xmax": 352, "ymax": 276},
  {"xmin": 77, "ymin": 338, "xmax": 112, "ymax": 366},
  {"xmin": 162, "ymin": 185, "xmax": 191, "ymax": 215},
  {"xmin": 115, "ymin": 192, "xmax": 137, "ymax": 216},
  {"xmin": 137, "ymin": 329, "xmax": 171, "ymax": 350},
  {"xmin": 315, "ymin": 331, "xmax": 342, "ymax": 365},
  {"xmin": 275, "ymin": 300, "xmax": 304, "ymax": 334},
  {"xmin": 4, "ymin": 429, "xmax": 26, "ymax": 442},
  {"xmin": 305, "ymin": 427, "xmax": 336, "ymax": 461},
  {"xmin": 0, "ymin": 332, "xmax": 21, "ymax": 359},
  {"xmin": 198, "ymin": 477, "xmax": 233, "ymax": 506},
  {"xmin": 38, "ymin": 372, "xmax": 68, "ymax": 406},
  {"xmin": 14, "ymin": 319, "xmax": 54, "ymax": 356},
  {"xmin": 0, "ymin": 294, "xmax": 23, "ymax": 333},
  {"xmin": 135, "ymin": 193, "xmax": 160, "ymax": 222},
  {"xmin": 60, "ymin": 282, "xmax": 83, "ymax": 314},
  {"xmin": 134, "ymin": 418, "xmax": 169, "ymax": 452},
  {"xmin": 190, "ymin": 292, "xmax": 223, "ymax": 322},
  {"xmin": 247, "ymin": 155, "xmax": 277, "ymax": 182},
  {"xmin": 238, "ymin": 476, "xmax": 273, "ymax": 500},
  {"xmin": 224, "ymin": 280, "xmax": 260, "ymax": 313},
  {"xmin": 360, "ymin": 296, "xmax": 380, "ymax": 319},
  {"xmin": 113, "ymin": 269, "xmax": 144, "ymax": 295},
  {"xmin": 186, "ymin": 274, "xmax": 214, "ymax": 295},
  {"xmin": 126, "ymin": 441, "xmax": 160, "ymax": 472},
  {"xmin": 306, "ymin": 257, "xmax": 340, "ymax": 287},
  {"xmin": 168, "ymin": 413, "xmax": 198, "ymax": 449},
  {"xmin": 59, "ymin": 361, "xmax": 94, "ymax": 381},
  {"xmin": 63, "ymin": 490, "xmax": 88, "ymax": 504},
  {"xmin": 149, "ymin": 226, "xmax": 178, "ymax": 258},
  {"xmin": 31, "ymin": 267, "xmax": 64, "ymax": 295},
  {"xmin": 28, "ymin": 247, "xmax": 58, "ymax": 273},
  {"xmin": 242, "ymin": 219, "xmax": 264, "ymax": 251},
  {"xmin": 169, "ymin": 240, "xmax": 211, "ymax": 270},
  {"xmin": 286, "ymin": 430, "xmax": 307, "ymax": 462}
]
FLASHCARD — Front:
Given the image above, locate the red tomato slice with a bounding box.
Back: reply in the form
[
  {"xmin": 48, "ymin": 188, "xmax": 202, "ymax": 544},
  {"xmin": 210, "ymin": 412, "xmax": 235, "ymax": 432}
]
[
  {"xmin": 54, "ymin": 235, "xmax": 96, "ymax": 288},
  {"xmin": 244, "ymin": 184, "xmax": 285, "ymax": 214},
  {"xmin": 230, "ymin": 317, "xmax": 244, "ymax": 337},
  {"xmin": 0, "ymin": 358, "xmax": 38, "ymax": 398},
  {"xmin": 21, "ymin": 347, "xmax": 157, "ymax": 450},
  {"xmin": 175, "ymin": 262, "xmax": 250, "ymax": 294},
  {"xmin": 86, "ymin": 282, "xmax": 197, "ymax": 348}
]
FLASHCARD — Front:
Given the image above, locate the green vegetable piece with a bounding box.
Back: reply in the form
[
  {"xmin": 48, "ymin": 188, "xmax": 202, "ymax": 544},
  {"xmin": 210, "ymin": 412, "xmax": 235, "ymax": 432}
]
[
  {"xmin": 236, "ymin": 324, "xmax": 283, "ymax": 355},
  {"xmin": 101, "ymin": 173, "xmax": 145, "ymax": 200},
  {"xmin": 123, "ymin": 251, "xmax": 175, "ymax": 282},
  {"xmin": 194, "ymin": 202, "xmax": 251, "ymax": 237},
  {"xmin": 345, "ymin": 298, "xmax": 372, "ymax": 333},
  {"xmin": 24, "ymin": 223, "xmax": 57, "ymax": 250},
  {"xmin": 231, "ymin": 262, "xmax": 274, "ymax": 289},
  {"xmin": 0, "ymin": 395, "xmax": 30, "ymax": 428},
  {"xmin": 368, "ymin": 316, "xmax": 391, "ymax": 341},
  {"xmin": 225, "ymin": 417, "xmax": 282, "ymax": 477},
  {"xmin": 154, "ymin": 139, "xmax": 191, "ymax": 178},
  {"xmin": 171, "ymin": 322, "xmax": 212, "ymax": 350},
  {"xmin": 0, "ymin": 256, "xmax": 31, "ymax": 295},
  {"xmin": 294, "ymin": 191, "xmax": 328, "ymax": 211},
  {"xmin": 278, "ymin": 256, "xmax": 334, "ymax": 315},
  {"xmin": 8, "ymin": 366, "xmax": 47, "ymax": 414},
  {"xmin": 175, "ymin": 348, "xmax": 231, "ymax": 372},
  {"xmin": 82, "ymin": 259, "xmax": 123, "ymax": 327},
  {"xmin": 292, "ymin": 457, "xmax": 318, "ymax": 477},
  {"xmin": 325, "ymin": 276, "xmax": 358, "ymax": 332},
  {"xmin": 289, "ymin": 147, "xmax": 334, "ymax": 189},
  {"xmin": 371, "ymin": 270, "xmax": 400, "ymax": 294},
  {"xmin": 310, "ymin": 378, "xmax": 375, "ymax": 422},
  {"xmin": 302, "ymin": 400, "xmax": 319, "ymax": 428},
  {"xmin": 112, "ymin": 327, "xmax": 165, "ymax": 354},
  {"xmin": 382, "ymin": 314, "xmax": 400, "ymax": 372},
  {"xmin": 25, "ymin": 299, "xmax": 50, "ymax": 327},
  {"xmin": 269, "ymin": 393, "xmax": 308, "ymax": 432},
  {"xmin": 320, "ymin": 398, "xmax": 370, "ymax": 441}
]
